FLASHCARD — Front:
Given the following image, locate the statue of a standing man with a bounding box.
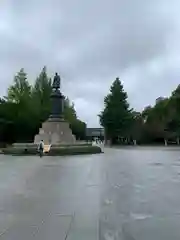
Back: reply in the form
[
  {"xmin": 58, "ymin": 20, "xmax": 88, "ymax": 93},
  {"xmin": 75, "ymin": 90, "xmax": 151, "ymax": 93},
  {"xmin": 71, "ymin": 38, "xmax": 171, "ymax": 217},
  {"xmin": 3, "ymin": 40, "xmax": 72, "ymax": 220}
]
[{"xmin": 52, "ymin": 72, "xmax": 61, "ymax": 90}]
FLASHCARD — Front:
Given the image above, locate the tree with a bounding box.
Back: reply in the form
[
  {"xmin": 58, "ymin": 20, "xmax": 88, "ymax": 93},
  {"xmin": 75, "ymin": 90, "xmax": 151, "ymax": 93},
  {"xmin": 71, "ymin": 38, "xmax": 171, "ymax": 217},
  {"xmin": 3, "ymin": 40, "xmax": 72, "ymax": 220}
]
[
  {"xmin": 64, "ymin": 98, "xmax": 86, "ymax": 139},
  {"xmin": 0, "ymin": 101, "xmax": 17, "ymax": 144},
  {"xmin": 0, "ymin": 67, "xmax": 87, "ymax": 143},
  {"xmin": 165, "ymin": 85, "xmax": 180, "ymax": 143},
  {"xmin": 130, "ymin": 111, "xmax": 144, "ymax": 144},
  {"xmin": 5, "ymin": 69, "xmax": 35, "ymax": 142},
  {"xmin": 6, "ymin": 68, "xmax": 31, "ymax": 103},
  {"xmin": 141, "ymin": 97, "xmax": 179, "ymax": 144},
  {"xmin": 32, "ymin": 66, "xmax": 52, "ymax": 122},
  {"xmin": 71, "ymin": 119, "xmax": 86, "ymax": 140},
  {"xmin": 64, "ymin": 97, "xmax": 77, "ymax": 122},
  {"xmin": 99, "ymin": 77, "xmax": 133, "ymax": 143}
]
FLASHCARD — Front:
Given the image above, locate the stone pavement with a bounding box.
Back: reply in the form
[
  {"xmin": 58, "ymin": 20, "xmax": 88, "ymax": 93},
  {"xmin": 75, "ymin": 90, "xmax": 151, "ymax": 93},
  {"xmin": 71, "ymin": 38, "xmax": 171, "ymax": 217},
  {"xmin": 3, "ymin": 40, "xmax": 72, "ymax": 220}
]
[{"xmin": 0, "ymin": 147, "xmax": 180, "ymax": 239}]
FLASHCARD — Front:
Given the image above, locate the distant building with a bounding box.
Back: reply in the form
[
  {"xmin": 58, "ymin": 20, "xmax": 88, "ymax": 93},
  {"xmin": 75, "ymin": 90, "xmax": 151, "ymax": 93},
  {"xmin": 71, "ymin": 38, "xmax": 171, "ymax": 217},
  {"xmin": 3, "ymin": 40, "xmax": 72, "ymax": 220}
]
[{"xmin": 86, "ymin": 128, "xmax": 104, "ymax": 139}]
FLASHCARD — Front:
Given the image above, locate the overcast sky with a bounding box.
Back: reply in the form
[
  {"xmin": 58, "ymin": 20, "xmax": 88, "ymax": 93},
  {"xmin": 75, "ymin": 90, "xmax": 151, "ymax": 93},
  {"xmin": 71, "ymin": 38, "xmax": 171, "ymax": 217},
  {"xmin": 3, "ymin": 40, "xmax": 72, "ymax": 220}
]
[{"xmin": 0, "ymin": 0, "xmax": 179, "ymax": 127}]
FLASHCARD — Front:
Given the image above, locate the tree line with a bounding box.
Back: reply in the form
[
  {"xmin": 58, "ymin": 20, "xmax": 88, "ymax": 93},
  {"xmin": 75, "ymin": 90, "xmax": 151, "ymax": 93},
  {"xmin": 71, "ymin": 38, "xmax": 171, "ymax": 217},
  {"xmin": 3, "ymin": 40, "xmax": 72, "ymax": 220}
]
[
  {"xmin": 99, "ymin": 77, "xmax": 180, "ymax": 145},
  {"xmin": 0, "ymin": 67, "xmax": 86, "ymax": 145}
]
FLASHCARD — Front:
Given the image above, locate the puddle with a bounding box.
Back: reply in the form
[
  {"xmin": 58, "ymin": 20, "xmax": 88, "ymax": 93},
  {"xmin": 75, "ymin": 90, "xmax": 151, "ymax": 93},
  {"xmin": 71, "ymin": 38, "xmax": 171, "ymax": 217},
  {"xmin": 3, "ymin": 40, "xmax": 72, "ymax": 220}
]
[
  {"xmin": 104, "ymin": 199, "xmax": 113, "ymax": 206},
  {"xmin": 134, "ymin": 184, "xmax": 144, "ymax": 189},
  {"xmin": 103, "ymin": 231, "xmax": 119, "ymax": 240},
  {"xmin": 113, "ymin": 184, "xmax": 123, "ymax": 189},
  {"xmin": 150, "ymin": 162, "xmax": 163, "ymax": 166},
  {"xmin": 172, "ymin": 163, "xmax": 180, "ymax": 167},
  {"xmin": 130, "ymin": 213, "xmax": 152, "ymax": 220},
  {"xmin": 86, "ymin": 184, "xmax": 99, "ymax": 188}
]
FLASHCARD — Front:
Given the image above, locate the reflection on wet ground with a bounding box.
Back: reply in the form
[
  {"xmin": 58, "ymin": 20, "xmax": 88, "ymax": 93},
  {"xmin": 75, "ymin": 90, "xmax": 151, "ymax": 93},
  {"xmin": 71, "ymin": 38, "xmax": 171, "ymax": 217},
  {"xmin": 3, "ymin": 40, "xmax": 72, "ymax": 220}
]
[{"xmin": 0, "ymin": 147, "xmax": 180, "ymax": 239}]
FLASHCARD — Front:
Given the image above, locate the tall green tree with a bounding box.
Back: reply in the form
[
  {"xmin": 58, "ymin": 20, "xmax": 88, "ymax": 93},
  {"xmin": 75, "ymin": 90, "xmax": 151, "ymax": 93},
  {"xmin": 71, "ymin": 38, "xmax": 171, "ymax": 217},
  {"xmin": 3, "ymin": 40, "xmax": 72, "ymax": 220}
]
[
  {"xmin": 141, "ymin": 97, "xmax": 176, "ymax": 144},
  {"xmin": 32, "ymin": 66, "xmax": 52, "ymax": 121},
  {"xmin": 7, "ymin": 68, "xmax": 31, "ymax": 103},
  {"xmin": 164, "ymin": 86, "xmax": 180, "ymax": 142},
  {"xmin": 0, "ymin": 67, "xmax": 87, "ymax": 143},
  {"xmin": 64, "ymin": 97, "xmax": 77, "ymax": 122},
  {"xmin": 71, "ymin": 119, "xmax": 86, "ymax": 140},
  {"xmin": 0, "ymin": 101, "xmax": 17, "ymax": 144},
  {"xmin": 130, "ymin": 111, "xmax": 144, "ymax": 143},
  {"xmin": 4, "ymin": 69, "xmax": 35, "ymax": 142},
  {"xmin": 99, "ymin": 77, "xmax": 133, "ymax": 143},
  {"xmin": 64, "ymin": 97, "xmax": 86, "ymax": 139}
]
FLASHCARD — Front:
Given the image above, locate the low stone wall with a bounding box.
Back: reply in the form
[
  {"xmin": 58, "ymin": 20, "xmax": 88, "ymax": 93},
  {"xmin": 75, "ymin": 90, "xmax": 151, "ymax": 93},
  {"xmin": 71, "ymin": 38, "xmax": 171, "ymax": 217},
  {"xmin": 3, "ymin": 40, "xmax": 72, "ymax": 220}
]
[
  {"xmin": 12, "ymin": 142, "xmax": 91, "ymax": 148},
  {"xmin": 12, "ymin": 143, "xmax": 36, "ymax": 147},
  {"xmin": 2, "ymin": 145, "xmax": 102, "ymax": 156}
]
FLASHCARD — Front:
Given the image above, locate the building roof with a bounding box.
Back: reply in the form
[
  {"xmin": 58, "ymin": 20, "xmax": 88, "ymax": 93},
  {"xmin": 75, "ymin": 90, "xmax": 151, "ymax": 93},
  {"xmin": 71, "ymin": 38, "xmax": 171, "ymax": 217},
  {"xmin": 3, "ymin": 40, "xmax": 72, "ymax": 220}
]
[{"xmin": 86, "ymin": 128, "xmax": 104, "ymax": 136}]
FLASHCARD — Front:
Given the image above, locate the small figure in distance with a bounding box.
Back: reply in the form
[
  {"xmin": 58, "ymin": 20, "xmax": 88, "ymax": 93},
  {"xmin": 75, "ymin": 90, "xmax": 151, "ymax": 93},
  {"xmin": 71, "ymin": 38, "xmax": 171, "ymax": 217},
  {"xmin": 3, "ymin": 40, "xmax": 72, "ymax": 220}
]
[{"xmin": 38, "ymin": 140, "xmax": 44, "ymax": 157}]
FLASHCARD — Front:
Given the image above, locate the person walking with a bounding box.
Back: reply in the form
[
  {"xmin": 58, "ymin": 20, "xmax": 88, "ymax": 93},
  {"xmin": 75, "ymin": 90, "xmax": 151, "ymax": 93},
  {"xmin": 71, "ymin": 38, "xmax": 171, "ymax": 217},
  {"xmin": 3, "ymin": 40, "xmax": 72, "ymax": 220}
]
[{"xmin": 38, "ymin": 140, "xmax": 44, "ymax": 157}]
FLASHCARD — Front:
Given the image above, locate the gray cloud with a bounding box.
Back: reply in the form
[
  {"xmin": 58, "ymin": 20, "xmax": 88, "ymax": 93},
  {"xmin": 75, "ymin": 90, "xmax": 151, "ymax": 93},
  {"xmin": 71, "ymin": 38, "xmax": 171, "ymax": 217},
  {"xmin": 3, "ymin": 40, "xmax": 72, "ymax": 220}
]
[{"xmin": 0, "ymin": 0, "xmax": 179, "ymax": 126}]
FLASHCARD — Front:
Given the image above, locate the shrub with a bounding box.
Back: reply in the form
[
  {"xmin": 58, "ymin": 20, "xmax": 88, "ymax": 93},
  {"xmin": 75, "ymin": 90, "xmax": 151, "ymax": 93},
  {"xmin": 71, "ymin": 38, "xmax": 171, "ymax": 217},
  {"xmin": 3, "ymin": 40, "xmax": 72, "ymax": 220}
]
[
  {"xmin": 48, "ymin": 146, "xmax": 102, "ymax": 156},
  {"xmin": 3, "ymin": 147, "xmax": 37, "ymax": 155}
]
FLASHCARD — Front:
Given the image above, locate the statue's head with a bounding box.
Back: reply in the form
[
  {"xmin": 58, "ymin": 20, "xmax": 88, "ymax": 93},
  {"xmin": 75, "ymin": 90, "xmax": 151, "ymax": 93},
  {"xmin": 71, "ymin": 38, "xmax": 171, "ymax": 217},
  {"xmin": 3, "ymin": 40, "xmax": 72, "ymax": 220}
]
[{"xmin": 55, "ymin": 72, "xmax": 58, "ymax": 76}]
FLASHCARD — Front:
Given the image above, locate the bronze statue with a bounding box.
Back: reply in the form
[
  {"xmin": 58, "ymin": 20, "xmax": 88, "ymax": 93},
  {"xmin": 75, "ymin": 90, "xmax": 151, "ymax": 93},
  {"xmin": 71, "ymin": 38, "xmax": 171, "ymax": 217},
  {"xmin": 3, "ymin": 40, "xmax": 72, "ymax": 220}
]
[{"xmin": 52, "ymin": 72, "xmax": 61, "ymax": 90}]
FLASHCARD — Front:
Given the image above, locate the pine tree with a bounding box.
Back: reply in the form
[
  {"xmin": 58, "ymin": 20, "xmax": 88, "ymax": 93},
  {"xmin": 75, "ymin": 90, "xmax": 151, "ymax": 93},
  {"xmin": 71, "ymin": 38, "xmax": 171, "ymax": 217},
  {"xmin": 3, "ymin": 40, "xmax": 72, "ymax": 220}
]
[
  {"xmin": 32, "ymin": 66, "xmax": 52, "ymax": 121},
  {"xmin": 7, "ymin": 68, "xmax": 31, "ymax": 103},
  {"xmin": 32, "ymin": 66, "xmax": 52, "ymax": 106},
  {"xmin": 99, "ymin": 77, "xmax": 133, "ymax": 142},
  {"xmin": 64, "ymin": 97, "xmax": 77, "ymax": 122}
]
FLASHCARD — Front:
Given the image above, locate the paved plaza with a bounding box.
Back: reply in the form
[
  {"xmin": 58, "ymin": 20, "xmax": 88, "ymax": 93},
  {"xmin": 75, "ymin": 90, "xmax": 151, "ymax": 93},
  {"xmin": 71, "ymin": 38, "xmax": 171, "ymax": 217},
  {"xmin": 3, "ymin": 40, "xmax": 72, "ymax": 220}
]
[{"xmin": 0, "ymin": 147, "xmax": 180, "ymax": 239}]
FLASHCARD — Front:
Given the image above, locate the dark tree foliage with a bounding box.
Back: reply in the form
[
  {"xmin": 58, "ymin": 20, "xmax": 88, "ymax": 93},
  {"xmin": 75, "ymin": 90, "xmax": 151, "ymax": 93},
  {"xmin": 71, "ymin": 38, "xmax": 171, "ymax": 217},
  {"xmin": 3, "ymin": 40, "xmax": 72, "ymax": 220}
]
[
  {"xmin": 99, "ymin": 77, "xmax": 133, "ymax": 143},
  {"xmin": 100, "ymin": 78, "xmax": 180, "ymax": 145},
  {"xmin": 0, "ymin": 67, "xmax": 86, "ymax": 144}
]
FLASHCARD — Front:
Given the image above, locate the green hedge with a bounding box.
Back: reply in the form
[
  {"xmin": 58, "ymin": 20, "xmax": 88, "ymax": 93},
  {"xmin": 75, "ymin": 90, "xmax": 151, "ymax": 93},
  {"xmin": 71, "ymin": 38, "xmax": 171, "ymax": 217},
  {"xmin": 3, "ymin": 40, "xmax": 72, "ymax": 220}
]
[
  {"xmin": 48, "ymin": 146, "xmax": 102, "ymax": 156},
  {"xmin": 3, "ymin": 147, "xmax": 37, "ymax": 155},
  {"xmin": 2, "ymin": 145, "xmax": 102, "ymax": 156},
  {"xmin": 51, "ymin": 143, "xmax": 92, "ymax": 147},
  {"xmin": 12, "ymin": 143, "xmax": 92, "ymax": 148}
]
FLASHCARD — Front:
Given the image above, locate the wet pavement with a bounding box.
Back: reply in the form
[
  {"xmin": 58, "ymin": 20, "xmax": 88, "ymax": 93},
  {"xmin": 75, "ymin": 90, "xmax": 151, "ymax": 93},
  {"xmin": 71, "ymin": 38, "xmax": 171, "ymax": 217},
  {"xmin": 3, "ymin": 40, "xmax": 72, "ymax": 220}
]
[{"xmin": 0, "ymin": 147, "xmax": 180, "ymax": 239}]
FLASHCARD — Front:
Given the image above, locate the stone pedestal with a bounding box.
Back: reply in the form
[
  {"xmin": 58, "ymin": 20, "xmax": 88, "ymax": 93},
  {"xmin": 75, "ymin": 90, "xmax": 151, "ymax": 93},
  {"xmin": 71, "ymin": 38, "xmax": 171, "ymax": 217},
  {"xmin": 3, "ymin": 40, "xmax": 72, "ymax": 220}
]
[
  {"xmin": 34, "ymin": 73, "xmax": 76, "ymax": 145},
  {"xmin": 34, "ymin": 119, "xmax": 76, "ymax": 144},
  {"xmin": 49, "ymin": 89, "xmax": 64, "ymax": 120}
]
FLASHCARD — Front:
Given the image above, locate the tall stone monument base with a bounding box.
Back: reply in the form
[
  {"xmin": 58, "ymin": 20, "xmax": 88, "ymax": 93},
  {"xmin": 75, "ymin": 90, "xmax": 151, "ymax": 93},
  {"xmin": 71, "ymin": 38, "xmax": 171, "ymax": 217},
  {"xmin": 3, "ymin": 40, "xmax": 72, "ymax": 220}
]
[
  {"xmin": 34, "ymin": 118, "xmax": 76, "ymax": 145},
  {"xmin": 34, "ymin": 72, "xmax": 76, "ymax": 145}
]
